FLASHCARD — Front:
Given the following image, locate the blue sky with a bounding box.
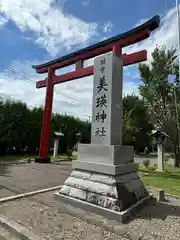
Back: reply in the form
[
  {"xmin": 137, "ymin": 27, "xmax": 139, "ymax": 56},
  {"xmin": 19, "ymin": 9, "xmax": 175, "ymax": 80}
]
[{"xmin": 0, "ymin": 0, "xmax": 178, "ymax": 120}]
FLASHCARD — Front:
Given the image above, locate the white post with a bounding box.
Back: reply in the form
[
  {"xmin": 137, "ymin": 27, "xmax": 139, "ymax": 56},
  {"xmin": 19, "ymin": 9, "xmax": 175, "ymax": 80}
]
[
  {"xmin": 53, "ymin": 139, "xmax": 59, "ymax": 157},
  {"xmin": 157, "ymin": 142, "xmax": 164, "ymax": 171}
]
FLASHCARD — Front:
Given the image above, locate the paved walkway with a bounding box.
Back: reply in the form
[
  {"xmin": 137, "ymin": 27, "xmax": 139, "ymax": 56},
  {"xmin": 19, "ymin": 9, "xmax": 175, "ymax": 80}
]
[{"xmin": 0, "ymin": 162, "xmax": 72, "ymax": 198}]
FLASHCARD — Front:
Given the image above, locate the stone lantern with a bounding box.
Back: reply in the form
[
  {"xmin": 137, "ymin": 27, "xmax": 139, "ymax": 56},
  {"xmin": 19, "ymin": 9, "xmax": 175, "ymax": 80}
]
[
  {"xmin": 151, "ymin": 130, "xmax": 169, "ymax": 171},
  {"xmin": 73, "ymin": 132, "xmax": 81, "ymax": 152},
  {"xmin": 76, "ymin": 132, "xmax": 81, "ymax": 142},
  {"xmin": 53, "ymin": 131, "xmax": 64, "ymax": 157}
]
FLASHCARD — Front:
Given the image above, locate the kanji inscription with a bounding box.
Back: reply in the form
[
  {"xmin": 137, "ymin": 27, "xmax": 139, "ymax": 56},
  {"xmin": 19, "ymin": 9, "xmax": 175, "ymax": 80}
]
[
  {"xmin": 94, "ymin": 57, "xmax": 108, "ymax": 139},
  {"xmin": 91, "ymin": 51, "xmax": 123, "ymax": 145}
]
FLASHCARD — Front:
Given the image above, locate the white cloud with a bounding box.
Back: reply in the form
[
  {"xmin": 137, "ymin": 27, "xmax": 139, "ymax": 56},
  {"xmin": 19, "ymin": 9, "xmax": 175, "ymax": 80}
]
[
  {"xmin": 0, "ymin": 0, "xmax": 98, "ymax": 56},
  {"xmin": 124, "ymin": 65, "xmax": 140, "ymax": 79},
  {"xmin": 0, "ymin": 61, "xmax": 93, "ymax": 120},
  {"xmin": 0, "ymin": 15, "xmax": 7, "ymax": 27},
  {"xmin": 82, "ymin": 0, "xmax": 89, "ymax": 6},
  {"xmin": 134, "ymin": 18, "xmax": 149, "ymax": 28},
  {"xmin": 123, "ymin": 80, "xmax": 139, "ymax": 97},
  {"xmin": 124, "ymin": 6, "xmax": 179, "ymax": 63},
  {"xmin": 103, "ymin": 21, "xmax": 113, "ymax": 33}
]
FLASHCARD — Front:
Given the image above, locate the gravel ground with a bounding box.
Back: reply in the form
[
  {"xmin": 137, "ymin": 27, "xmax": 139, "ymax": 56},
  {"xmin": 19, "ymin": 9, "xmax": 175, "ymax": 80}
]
[
  {"xmin": 0, "ymin": 225, "xmax": 18, "ymax": 240},
  {"xmin": 0, "ymin": 191, "xmax": 179, "ymax": 239}
]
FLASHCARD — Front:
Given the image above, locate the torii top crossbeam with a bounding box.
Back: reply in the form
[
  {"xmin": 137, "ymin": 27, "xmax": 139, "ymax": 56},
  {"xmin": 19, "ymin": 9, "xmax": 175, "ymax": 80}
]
[{"xmin": 33, "ymin": 15, "xmax": 160, "ymax": 163}]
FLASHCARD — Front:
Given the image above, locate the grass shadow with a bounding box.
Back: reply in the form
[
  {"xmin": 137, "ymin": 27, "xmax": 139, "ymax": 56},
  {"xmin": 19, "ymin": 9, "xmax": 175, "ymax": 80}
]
[{"xmin": 134, "ymin": 199, "xmax": 180, "ymax": 221}]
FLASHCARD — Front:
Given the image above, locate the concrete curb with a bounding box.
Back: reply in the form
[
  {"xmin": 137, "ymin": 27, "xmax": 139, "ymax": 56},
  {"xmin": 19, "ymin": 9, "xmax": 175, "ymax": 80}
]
[
  {"xmin": 0, "ymin": 216, "xmax": 45, "ymax": 240},
  {"xmin": 165, "ymin": 193, "xmax": 180, "ymax": 201},
  {"xmin": 0, "ymin": 185, "xmax": 62, "ymax": 203}
]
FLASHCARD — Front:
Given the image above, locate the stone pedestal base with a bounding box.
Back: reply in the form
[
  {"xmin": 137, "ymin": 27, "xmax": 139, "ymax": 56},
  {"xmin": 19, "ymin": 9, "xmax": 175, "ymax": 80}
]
[
  {"xmin": 56, "ymin": 144, "xmax": 150, "ymax": 221},
  {"xmin": 57, "ymin": 168, "xmax": 148, "ymax": 212}
]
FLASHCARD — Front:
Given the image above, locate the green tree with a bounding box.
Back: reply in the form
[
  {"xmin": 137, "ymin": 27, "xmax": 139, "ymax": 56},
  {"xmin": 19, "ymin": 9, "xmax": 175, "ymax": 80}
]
[
  {"xmin": 122, "ymin": 95, "xmax": 153, "ymax": 152},
  {"xmin": 138, "ymin": 45, "xmax": 180, "ymax": 166},
  {"xmin": 0, "ymin": 99, "xmax": 30, "ymax": 154},
  {"xmin": 26, "ymin": 106, "xmax": 44, "ymax": 153}
]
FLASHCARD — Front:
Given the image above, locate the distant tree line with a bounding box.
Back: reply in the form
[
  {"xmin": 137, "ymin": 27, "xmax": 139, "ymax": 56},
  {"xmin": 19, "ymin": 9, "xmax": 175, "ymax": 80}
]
[
  {"xmin": 0, "ymin": 94, "xmax": 152, "ymax": 156},
  {"xmin": 0, "ymin": 98, "xmax": 91, "ymax": 156}
]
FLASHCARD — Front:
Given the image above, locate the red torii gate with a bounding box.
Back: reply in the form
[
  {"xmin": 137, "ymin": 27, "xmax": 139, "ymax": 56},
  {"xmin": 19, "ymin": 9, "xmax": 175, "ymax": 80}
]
[{"xmin": 33, "ymin": 15, "xmax": 160, "ymax": 163}]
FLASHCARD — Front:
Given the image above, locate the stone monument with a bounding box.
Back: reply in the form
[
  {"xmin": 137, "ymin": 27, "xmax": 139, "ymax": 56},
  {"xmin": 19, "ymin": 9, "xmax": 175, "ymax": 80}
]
[{"xmin": 56, "ymin": 51, "xmax": 151, "ymax": 222}]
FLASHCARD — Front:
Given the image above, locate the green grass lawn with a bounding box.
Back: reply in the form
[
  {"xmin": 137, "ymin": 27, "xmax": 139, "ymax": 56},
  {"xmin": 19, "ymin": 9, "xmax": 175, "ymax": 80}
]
[{"xmin": 138, "ymin": 165, "xmax": 180, "ymax": 196}]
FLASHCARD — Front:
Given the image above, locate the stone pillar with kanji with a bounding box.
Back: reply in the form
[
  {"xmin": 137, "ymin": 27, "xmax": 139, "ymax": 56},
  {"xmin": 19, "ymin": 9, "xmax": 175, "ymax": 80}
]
[{"xmin": 56, "ymin": 51, "xmax": 150, "ymax": 220}]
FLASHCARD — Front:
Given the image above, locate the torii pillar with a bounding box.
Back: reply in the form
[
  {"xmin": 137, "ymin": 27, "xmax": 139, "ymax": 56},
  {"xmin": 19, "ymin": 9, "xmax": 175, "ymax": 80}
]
[{"xmin": 33, "ymin": 16, "xmax": 160, "ymax": 165}]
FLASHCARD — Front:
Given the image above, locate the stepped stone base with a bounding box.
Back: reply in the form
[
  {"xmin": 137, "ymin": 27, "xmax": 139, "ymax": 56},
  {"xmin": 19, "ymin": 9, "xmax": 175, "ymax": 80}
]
[
  {"xmin": 57, "ymin": 168, "xmax": 148, "ymax": 212},
  {"xmin": 56, "ymin": 144, "xmax": 150, "ymax": 221}
]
